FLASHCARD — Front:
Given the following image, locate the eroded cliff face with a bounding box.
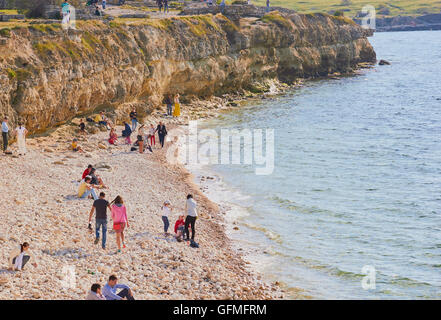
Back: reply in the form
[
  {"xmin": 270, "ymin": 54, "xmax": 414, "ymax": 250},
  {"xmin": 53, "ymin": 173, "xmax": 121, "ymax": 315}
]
[{"xmin": 0, "ymin": 12, "xmax": 376, "ymax": 133}]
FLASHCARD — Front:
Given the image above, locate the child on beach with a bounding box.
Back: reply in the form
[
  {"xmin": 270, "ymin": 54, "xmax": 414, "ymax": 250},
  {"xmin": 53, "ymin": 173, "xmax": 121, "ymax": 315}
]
[
  {"xmin": 108, "ymin": 128, "xmax": 118, "ymax": 145},
  {"xmin": 110, "ymin": 196, "xmax": 129, "ymax": 253},
  {"xmin": 174, "ymin": 215, "xmax": 185, "ymax": 241},
  {"xmin": 71, "ymin": 138, "xmax": 83, "ymax": 152},
  {"xmin": 161, "ymin": 201, "xmax": 172, "ymax": 236}
]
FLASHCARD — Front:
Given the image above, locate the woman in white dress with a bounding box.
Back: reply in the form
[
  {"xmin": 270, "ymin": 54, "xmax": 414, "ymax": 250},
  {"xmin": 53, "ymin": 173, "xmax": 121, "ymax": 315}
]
[{"xmin": 15, "ymin": 122, "xmax": 28, "ymax": 155}]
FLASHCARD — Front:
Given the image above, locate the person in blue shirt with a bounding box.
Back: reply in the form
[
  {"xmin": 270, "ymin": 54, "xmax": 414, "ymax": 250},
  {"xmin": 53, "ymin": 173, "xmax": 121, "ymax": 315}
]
[{"xmin": 102, "ymin": 275, "xmax": 135, "ymax": 300}]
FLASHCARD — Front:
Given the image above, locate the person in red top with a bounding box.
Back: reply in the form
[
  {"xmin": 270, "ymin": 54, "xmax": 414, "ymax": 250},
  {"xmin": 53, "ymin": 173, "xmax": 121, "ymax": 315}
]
[
  {"xmin": 174, "ymin": 215, "xmax": 185, "ymax": 241},
  {"xmin": 82, "ymin": 164, "xmax": 93, "ymax": 180}
]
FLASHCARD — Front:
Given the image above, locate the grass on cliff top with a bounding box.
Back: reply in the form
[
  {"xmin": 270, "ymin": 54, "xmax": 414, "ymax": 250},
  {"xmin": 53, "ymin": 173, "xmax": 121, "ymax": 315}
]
[
  {"xmin": 109, "ymin": 14, "xmax": 226, "ymax": 37},
  {"xmin": 252, "ymin": 0, "xmax": 441, "ymax": 17}
]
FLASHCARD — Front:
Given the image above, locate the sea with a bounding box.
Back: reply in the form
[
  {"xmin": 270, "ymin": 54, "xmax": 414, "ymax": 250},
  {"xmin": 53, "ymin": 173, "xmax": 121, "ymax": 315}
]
[{"xmin": 187, "ymin": 30, "xmax": 441, "ymax": 299}]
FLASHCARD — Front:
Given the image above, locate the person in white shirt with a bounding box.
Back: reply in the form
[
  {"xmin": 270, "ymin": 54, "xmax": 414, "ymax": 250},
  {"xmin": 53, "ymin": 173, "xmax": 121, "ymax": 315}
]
[
  {"xmin": 8, "ymin": 242, "xmax": 38, "ymax": 271},
  {"xmin": 184, "ymin": 194, "xmax": 198, "ymax": 241},
  {"xmin": 14, "ymin": 122, "xmax": 28, "ymax": 155},
  {"xmin": 161, "ymin": 200, "xmax": 172, "ymax": 235},
  {"xmin": 86, "ymin": 283, "xmax": 106, "ymax": 300}
]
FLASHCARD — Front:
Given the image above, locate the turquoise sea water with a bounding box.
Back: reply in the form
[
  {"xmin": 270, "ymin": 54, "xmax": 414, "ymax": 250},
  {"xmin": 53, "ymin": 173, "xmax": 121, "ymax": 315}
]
[{"xmin": 197, "ymin": 30, "xmax": 441, "ymax": 299}]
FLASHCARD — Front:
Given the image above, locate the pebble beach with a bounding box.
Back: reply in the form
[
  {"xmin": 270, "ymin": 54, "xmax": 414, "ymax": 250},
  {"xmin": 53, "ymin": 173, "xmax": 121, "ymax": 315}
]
[{"xmin": 0, "ymin": 102, "xmax": 285, "ymax": 300}]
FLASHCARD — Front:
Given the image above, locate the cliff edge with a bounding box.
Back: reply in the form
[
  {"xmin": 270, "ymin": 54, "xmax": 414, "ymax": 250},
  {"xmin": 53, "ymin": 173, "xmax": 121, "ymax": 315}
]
[{"xmin": 0, "ymin": 11, "xmax": 376, "ymax": 133}]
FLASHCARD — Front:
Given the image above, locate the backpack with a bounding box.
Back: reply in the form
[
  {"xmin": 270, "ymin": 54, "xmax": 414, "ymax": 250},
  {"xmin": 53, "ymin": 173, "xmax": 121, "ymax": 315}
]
[{"xmin": 190, "ymin": 240, "xmax": 199, "ymax": 248}]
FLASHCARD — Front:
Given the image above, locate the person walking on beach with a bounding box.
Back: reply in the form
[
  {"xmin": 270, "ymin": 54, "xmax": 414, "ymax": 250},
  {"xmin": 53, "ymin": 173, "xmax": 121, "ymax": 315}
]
[
  {"xmin": 86, "ymin": 283, "xmax": 106, "ymax": 300},
  {"xmin": 172, "ymin": 94, "xmax": 181, "ymax": 117},
  {"xmin": 102, "ymin": 0, "xmax": 106, "ymax": 10},
  {"xmin": 161, "ymin": 201, "xmax": 172, "ymax": 236},
  {"xmin": 156, "ymin": 121, "xmax": 167, "ymax": 148},
  {"xmin": 184, "ymin": 194, "xmax": 198, "ymax": 241},
  {"xmin": 102, "ymin": 275, "xmax": 135, "ymax": 300},
  {"xmin": 110, "ymin": 196, "xmax": 129, "ymax": 253},
  {"xmin": 78, "ymin": 176, "xmax": 99, "ymax": 200},
  {"xmin": 14, "ymin": 122, "xmax": 28, "ymax": 156},
  {"xmin": 2, "ymin": 117, "xmax": 9, "ymax": 153},
  {"xmin": 149, "ymin": 123, "xmax": 156, "ymax": 147},
  {"xmin": 122, "ymin": 121, "xmax": 132, "ymax": 144},
  {"xmin": 8, "ymin": 242, "xmax": 38, "ymax": 271},
  {"xmin": 164, "ymin": 95, "xmax": 173, "ymax": 116},
  {"xmin": 129, "ymin": 108, "xmax": 138, "ymax": 131},
  {"xmin": 266, "ymin": 0, "xmax": 270, "ymax": 12},
  {"xmin": 89, "ymin": 192, "xmax": 111, "ymax": 250}
]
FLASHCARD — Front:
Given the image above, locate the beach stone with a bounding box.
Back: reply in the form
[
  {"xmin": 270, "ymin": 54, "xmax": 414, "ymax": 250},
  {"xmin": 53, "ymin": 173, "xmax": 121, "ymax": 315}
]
[
  {"xmin": 98, "ymin": 143, "xmax": 107, "ymax": 150},
  {"xmin": 44, "ymin": 147, "xmax": 54, "ymax": 153}
]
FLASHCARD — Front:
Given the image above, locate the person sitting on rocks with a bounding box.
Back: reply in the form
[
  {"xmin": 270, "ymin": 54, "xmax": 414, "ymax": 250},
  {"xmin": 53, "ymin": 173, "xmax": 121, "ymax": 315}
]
[
  {"xmin": 89, "ymin": 168, "xmax": 107, "ymax": 189},
  {"xmin": 8, "ymin": 242, "xmax": 38, "ymax": 271},
  {"xmin": 86, "ymin": 283, "xmax": 106, "ymax": 300},
  {"xmin": 102, "ymin": 275, "xmax": 135, "ymax": 300},
  {"xmin": 72, "ymin": 138, "xmax": 83, "ymax": 152},
  {"xmin": 78, "ymin": 176, "xmax": 98, "ymax": 200},
  {"xmin": 108, "ymin": 128, "xmax": 118, "ymax": 145},
  {"xmin": 122, "ymin": 122, "xmax": 132, "ymax": 144},
  {"xmin": 95, "ymin": 112, "xmax": 109, "ymax": 129},
  {"xmin": 79, "ymin": 119, "xmax": 87, "ymax": 135},
  {"xmin": 174, "ymin": 215, "xmax": 185, "ymax": 241}
]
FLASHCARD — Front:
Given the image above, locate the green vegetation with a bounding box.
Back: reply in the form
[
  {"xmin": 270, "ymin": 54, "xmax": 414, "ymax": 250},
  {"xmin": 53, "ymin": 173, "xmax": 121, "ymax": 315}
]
[
  {"xmin": 259, "ymin": 10, "xmax": 292, "ymax": 28},
  {"xmin": 0, "ymin": 27, "xmax": 11, "ymax": 37},
  {"xmin": 6, "ymin": 68, "xmax": 16, "ymax": 79},
  {"xmin": 29, "ymin": 24, "xmax": 62, "ymax": 33},
  {"xmin": 252, "ymin": 0, "xmax": 441, "ymax": 17}
]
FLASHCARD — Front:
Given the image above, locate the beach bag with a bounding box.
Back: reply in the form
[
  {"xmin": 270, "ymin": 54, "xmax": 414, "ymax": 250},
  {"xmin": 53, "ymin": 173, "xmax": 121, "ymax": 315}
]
[
  {"xmin": 190, "ymin": 240, "xmax": 199, "ymax": 248},
  {"xmin": 130, "ymin": 147, "xmax": 137, "ymax": 151}
]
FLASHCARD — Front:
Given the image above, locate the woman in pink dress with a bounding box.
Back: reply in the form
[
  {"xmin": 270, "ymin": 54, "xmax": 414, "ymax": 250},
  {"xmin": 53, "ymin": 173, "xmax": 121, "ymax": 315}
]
[{"xmin": 110, "ymin": 195, "xmax": 129, "ymax": 253}]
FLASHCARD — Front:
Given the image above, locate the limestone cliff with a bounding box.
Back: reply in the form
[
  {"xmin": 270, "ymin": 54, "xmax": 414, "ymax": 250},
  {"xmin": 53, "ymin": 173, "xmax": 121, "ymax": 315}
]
[{"xmin": 0, "ymin": 12, "xmax": 376, "ymax": 133}]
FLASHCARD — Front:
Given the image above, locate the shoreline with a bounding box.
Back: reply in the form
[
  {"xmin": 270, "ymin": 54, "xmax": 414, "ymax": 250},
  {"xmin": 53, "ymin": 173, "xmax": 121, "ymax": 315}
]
[
  {"xmin": 0, "ymin": 66, "xmax": 373, "ymax": 300},
  {"xmin": 0, "ymin": 109, "xmax": 285, "ymax": 300}
]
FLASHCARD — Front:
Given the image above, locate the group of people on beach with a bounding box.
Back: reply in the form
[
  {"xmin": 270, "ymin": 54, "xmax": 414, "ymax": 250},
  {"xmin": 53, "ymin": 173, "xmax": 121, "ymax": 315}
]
[
  {"xmin": 80, "ymin": 161, "xmax": 199, "ymax": 252},
  {"xmin": 2, "ymin": 117, "xmax": 28, "ymax": 156}
]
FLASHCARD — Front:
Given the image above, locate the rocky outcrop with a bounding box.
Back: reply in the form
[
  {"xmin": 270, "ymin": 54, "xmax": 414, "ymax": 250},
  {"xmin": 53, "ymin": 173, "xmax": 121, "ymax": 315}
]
[{"xmin": 0, "ymin": 11, "xmax": 376, "ymax": 133}]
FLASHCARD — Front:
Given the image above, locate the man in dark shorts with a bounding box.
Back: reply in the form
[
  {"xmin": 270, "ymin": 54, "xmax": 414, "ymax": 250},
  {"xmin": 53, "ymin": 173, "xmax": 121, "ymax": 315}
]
[{"xmin": 88, "ymin": 192, "xmax": 111, "ymax": 249}]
